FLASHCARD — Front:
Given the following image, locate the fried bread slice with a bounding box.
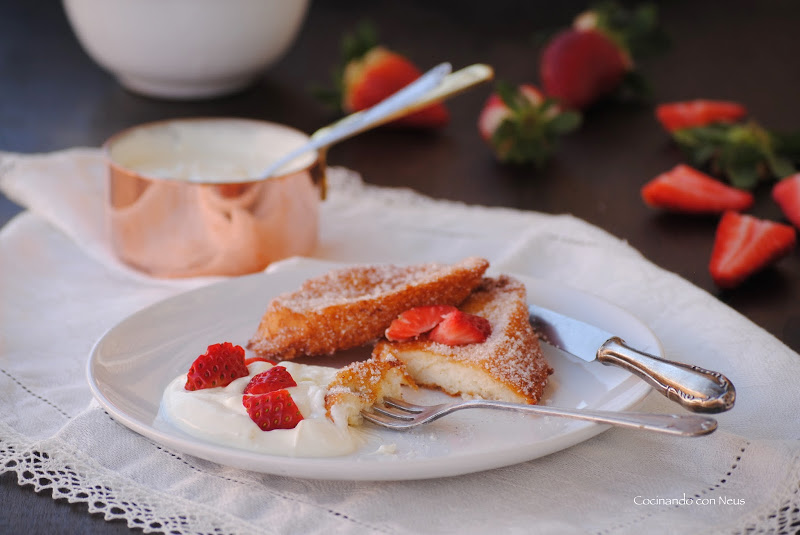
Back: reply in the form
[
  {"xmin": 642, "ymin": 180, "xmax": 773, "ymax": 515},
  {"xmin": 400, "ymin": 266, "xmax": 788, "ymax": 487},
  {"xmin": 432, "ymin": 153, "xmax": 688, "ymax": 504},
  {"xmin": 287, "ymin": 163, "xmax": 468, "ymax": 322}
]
[
  {"xmin": 324, "ymin": 353, "xmax": 415, "ymax": 426},
  {"xmin": 247, "ymin": 257, "xmax": 490, "ymax": 361},
  {"xmin": 372, "ymin": 275, "xmax": 553, "ymax": 405}
]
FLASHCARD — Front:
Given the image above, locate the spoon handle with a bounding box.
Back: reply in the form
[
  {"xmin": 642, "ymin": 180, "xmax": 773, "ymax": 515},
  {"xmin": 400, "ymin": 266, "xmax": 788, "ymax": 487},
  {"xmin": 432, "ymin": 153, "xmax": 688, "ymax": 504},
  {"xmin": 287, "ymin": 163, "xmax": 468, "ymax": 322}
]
[
  {"xmin": 259, "ymin": 63, "xmax": 494, "ymax": 179},
  {"xmin": 311, "ymin": 63, "xmax": 494, "ymax": 142},
  {"xmin": 258, "ymin": 62, "xmax": 451, "ymax": 179}
]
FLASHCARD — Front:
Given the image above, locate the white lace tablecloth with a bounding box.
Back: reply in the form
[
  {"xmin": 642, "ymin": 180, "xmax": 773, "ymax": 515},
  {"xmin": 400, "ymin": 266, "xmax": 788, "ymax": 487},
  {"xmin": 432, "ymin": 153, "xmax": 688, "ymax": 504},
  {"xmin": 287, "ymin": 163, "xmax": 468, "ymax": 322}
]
[{"xmin": 1, "ymin": 148, "xmax": 798, "ymax": 534}]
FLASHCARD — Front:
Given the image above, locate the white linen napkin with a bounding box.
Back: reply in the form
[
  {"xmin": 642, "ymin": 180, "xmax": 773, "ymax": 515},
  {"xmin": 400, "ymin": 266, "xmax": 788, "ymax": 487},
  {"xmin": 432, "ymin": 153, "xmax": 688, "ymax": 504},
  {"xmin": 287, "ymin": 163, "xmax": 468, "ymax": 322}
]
[{"xmin": 1, "ymin": 149, "xmax": 798, "ymax": 534}]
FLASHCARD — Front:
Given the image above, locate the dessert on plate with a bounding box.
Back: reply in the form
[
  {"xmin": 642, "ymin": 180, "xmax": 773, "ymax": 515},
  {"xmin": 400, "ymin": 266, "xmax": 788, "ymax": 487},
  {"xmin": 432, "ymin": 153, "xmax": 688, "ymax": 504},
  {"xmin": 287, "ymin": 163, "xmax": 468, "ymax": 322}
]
[{"xmin": 160, "ymin": 257, "xmax": 552, "ymax": 458}]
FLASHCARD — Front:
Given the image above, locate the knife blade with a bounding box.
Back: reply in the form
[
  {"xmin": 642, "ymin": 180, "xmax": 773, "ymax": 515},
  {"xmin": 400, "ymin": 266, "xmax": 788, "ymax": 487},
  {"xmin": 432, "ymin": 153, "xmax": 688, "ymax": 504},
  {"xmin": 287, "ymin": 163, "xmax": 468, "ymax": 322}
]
[{"xmin": 528, "ymin": 304, "xmax": 736, "ymax": 414}]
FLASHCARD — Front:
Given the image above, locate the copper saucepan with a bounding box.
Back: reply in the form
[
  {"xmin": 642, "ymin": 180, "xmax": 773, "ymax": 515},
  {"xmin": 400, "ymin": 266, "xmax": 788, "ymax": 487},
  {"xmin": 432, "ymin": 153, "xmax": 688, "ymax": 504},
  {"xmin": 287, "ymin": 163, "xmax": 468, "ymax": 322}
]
[{"xmin": 105, "ymin": 64, "xmax": 493, "ymax": 278}]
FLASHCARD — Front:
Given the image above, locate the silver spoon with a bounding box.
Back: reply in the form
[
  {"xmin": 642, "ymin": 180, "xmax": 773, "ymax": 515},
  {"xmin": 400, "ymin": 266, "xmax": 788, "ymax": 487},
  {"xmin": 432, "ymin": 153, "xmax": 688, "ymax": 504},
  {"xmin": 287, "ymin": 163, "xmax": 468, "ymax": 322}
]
[{"xmin": 257, "ymin": 62, "xmax": 493, "ymax": 179}]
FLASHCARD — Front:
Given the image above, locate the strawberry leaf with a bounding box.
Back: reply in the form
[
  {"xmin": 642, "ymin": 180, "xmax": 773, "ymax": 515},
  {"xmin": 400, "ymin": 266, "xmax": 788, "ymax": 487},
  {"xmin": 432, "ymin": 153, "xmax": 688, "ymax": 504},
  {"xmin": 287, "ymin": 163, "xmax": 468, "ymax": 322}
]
[
  {"xmin": 670, "ymin": 122, "xmax": 800, "ymax": 189},
  {"xmin": 313, "ymin": 20, "xmax": 379, "ymax": 113},
  {"xmin": 495, "ymin": 81, "xmax": 524, "ymax": 112},
  {"xmin": 766, "ymin": 154, "xmax": 796, "ymax": 179},
  {"xmin": 341, "ymin": 20, "xmax": 378, "ymax": 64},
  {"xmin": 723, "ymin": 160, "xmax": 760, "ymax": 190},
  {"xmin": 586, "ymin": 1, "xmax": 669, "ymax": 60},
  {"xmin": 548, "ymin": 110, "xmax": 582, "ymax": 135}
]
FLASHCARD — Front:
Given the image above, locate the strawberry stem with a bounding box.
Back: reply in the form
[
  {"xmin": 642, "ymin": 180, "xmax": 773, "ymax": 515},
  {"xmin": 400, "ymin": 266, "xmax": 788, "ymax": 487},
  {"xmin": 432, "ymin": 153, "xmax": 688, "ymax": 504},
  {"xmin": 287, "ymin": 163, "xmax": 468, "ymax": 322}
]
[
  {"xmin": 585, "ymin": 1, "xmax": 670, "ymax": 61},
  {"xmin": 313, "ymin": 20, "xmax": 380, "ymax": 113},
  {"xmin": 671, "ymin": 122, "xmax": 800, "ymax": 189}
]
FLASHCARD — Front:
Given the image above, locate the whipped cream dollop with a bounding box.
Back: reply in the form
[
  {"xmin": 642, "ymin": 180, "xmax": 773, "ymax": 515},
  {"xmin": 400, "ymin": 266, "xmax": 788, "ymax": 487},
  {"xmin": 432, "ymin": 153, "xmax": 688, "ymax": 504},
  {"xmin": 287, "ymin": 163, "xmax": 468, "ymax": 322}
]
[{"xmin": 160, "ymin": 361, "xmax": 364, "ymax": 457}]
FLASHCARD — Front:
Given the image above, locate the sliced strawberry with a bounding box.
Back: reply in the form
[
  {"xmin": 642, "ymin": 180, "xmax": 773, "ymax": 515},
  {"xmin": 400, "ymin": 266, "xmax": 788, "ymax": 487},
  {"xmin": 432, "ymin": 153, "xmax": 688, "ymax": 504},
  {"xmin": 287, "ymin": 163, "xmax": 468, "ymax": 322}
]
[
  {"xmin": 244, "ymin": 356, "xmax": 277, "ymax": 367},
  {"xmin": 641, "ymin": 164, "xmax": 754, "ymax": 213},
  {"xmin": 242, "ymin": 389, "xmax": 304, "ymax": 431},
  {"xmin": 541, "ymin": 28, "xmax": 630, "ymax": 110},
  {"xmin": 385, "ymin": 305, "xmax": 458, "ymax": 341},
  {"xmin": 709, "ymin": 211, "xmax": 796, "ymax": 288},
  {"xmin": 772, "ymin": 174, "xmax": 800, "ymax": 229},
  {"xmin": 655, "ymin": 100, "xmax": 747, "ymax": 132},
  {"xmin": 185, "ymin": 342, "xmax": 248, "ymax": 391},
  {"xmin": 428, "ymin": 310, "xmax": 492, "ymax": 346},
  {"xmin": 477, "ymin": 82, "xmax": 580, "ymax": 166},
  {"xmin": 342, "ymin": 46, "xmax": 448, "ymax": 129},
  {"xmin": 243, "ymin": 366, "xmax": 297, "ymax": 395}
]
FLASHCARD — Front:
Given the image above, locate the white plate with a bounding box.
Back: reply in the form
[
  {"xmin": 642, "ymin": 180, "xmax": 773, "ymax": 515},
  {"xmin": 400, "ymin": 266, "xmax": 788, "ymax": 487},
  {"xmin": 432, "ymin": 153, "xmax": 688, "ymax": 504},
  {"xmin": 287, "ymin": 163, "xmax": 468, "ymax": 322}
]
[{"xmin": 88, "ymin": 260, "xmax": 658, "ymax": 481}]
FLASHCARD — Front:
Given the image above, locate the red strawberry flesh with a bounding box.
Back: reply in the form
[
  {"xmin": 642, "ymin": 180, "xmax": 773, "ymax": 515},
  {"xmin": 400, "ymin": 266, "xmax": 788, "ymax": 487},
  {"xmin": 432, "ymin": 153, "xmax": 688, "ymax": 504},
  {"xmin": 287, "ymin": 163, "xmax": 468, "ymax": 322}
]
[
  {"xmin": 656, "ymin": 100, "xmax": 747, "ymax": 132},
  {"xmin": 385, "ymin": 305, "xmax": 458, "ymax": 341},
  {"xmin": 343, "ymin": 46, "xmax": 448, "ymax": 128},
  {"xmin": 185, "ymin": 342, "xmax": 248, "ymax": 391},
  {"xmin": 772, "ymin": 174, "xmax": 800, "ymax": 229},
  {"xmin": 641, "ymin": 164, "xmax": 754, "ymax": 213},
  {"xmin": 242, "ymin": 389, "xmax": 304, "ymax": 432},
  {"xmin": 428, "ymin": 310, "xmax": 492, "ymax": 346},
  {"xmin": 541, "ymin": 28, "xmax": 629, "ymax": 110},
  {"xmin": 243, "ymin": 366, "xmax": 297, "ymax": 395},
  {"xmin": 709, "ymin": 211, "xmax": 796, "ymax": 288}
]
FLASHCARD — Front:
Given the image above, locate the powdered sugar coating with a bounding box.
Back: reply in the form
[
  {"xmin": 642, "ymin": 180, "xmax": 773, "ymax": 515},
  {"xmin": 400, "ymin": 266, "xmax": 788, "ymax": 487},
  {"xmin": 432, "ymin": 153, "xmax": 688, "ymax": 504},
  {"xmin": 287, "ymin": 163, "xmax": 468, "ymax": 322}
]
[
  {"xmin": 374, "ymin": 276, "xmax": 553, "ymax": 404},
  {"xmin": 282, "ymin": 264, "xmax": 446, "ymax": 310},
  {"xmin": 248, "ymin": 257, "xmax": 490, "ymax": 360}
]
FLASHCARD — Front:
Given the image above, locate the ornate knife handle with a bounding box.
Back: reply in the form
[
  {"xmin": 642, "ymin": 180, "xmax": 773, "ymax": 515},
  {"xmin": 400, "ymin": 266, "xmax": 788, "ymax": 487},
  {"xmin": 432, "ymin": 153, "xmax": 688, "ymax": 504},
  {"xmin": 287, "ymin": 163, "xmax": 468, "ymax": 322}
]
[{"xmin": 598, "ymin": 337, "xmax": 736, "ymax": 413}]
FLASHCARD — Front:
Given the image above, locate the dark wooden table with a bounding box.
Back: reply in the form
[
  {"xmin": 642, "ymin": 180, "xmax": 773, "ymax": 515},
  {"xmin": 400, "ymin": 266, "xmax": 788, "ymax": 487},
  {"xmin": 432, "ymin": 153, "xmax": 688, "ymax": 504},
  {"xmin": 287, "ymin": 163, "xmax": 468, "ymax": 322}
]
[{"xmin": 2, "ymin": 1, "xmax": 799, "ymax": 533}]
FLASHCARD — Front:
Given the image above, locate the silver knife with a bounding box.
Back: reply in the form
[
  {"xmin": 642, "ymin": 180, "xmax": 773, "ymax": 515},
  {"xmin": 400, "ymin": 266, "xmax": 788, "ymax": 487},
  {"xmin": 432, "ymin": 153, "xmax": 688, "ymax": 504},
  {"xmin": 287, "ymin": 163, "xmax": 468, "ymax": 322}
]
[{"xmin": 528, "ymin": 304, "xmax": 736, "ymax": 413}]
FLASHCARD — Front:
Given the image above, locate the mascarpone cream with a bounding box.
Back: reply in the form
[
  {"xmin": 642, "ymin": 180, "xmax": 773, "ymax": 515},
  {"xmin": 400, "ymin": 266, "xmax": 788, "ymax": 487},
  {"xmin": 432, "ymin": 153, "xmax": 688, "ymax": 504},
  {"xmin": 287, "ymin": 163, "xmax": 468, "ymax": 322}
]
[{"xmin": 160, "ymin": 361, "xmax": 365, "ymax": 457}]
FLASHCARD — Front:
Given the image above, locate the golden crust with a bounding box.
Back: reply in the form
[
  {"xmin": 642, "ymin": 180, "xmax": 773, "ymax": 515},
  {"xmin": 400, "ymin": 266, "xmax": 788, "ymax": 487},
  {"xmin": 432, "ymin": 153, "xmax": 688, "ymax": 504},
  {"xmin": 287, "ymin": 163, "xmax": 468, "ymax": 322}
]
[
  {"xmin": 247, "ymin": 257, "xmax": 490, "ymax": 360},
  {"xmin": 324, "ymin": 353, "xmax": 416, "ymax": 425},
  {"xmin": 372, "ymin": 275, "xmax": 553, "ymax": 405}
]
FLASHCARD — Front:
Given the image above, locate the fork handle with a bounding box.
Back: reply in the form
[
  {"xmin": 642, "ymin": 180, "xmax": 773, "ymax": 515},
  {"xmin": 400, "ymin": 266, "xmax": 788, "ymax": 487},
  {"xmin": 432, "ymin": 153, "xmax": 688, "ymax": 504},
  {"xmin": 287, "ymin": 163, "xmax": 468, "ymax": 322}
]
[{"xmin": 449, "ymin": 400, "xmax": 717, "ymax": 436}]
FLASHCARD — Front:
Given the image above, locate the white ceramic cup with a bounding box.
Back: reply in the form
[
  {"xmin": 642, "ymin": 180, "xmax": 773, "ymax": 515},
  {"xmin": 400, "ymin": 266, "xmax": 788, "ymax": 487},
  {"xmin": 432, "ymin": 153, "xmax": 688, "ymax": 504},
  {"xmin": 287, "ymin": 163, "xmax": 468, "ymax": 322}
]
[{"xmin": 63, "ymin": 0, "xmax": 310, "ymax": 99}]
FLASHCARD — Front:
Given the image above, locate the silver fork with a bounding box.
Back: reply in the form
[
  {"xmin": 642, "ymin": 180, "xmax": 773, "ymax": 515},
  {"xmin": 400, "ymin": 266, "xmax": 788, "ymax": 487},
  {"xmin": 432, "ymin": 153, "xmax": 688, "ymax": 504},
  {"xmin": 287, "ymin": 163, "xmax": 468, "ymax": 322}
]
[{"xmin": 361, "ymin": 397, "xmax": 717, "ymax": 436}]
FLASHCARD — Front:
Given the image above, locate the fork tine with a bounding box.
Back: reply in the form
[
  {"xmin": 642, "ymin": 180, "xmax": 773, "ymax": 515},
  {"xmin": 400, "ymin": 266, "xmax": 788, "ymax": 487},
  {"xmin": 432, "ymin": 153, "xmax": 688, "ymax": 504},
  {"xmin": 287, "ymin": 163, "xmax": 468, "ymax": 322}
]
[
  {"xmin": 383, "ymin": 397, "xmax": 424, "ymax": 413},
  {"xmin": 361, "ymin": 409, "xmax": 416, "ymax": 429},
  {"xmin": 371, "ymin": 403, "xmax": 415, "ymax": 420}
]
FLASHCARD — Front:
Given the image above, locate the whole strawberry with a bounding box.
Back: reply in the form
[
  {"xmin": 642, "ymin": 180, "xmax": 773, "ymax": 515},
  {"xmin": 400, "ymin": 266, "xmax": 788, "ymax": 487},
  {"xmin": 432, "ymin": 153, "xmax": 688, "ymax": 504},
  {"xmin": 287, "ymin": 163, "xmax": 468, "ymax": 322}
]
[
  {"xmin": 185, "ymin": 342, "xmax": 248, "ymax": 391},
  {"xmin": 243, "ymin": 389, "xmax": 304, "ymax": 431},
  {"xmin": 319, "ymin": 22, "xmax": 448, "ymax": 129},
  {"xmin": 541, "ymin": 29, "xmax": 630, "ymax": 110},
  {"xmin": 540, "ymin": 2, "xmax": 667, "ymax": 110},
  {"xmin": 478, "ymin": 82, "xmax": 580, "ymax": 166}
]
